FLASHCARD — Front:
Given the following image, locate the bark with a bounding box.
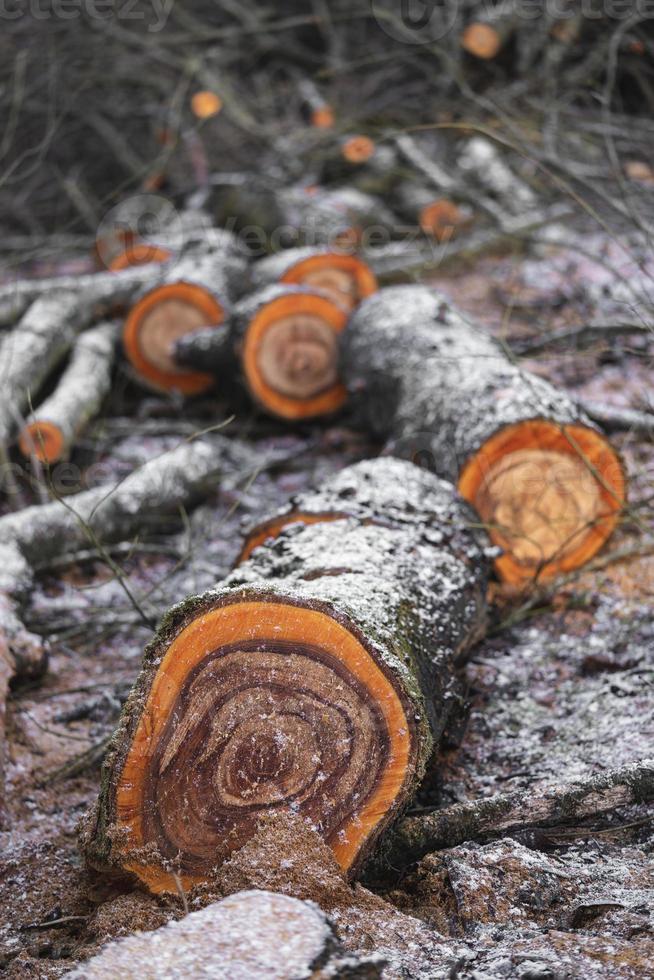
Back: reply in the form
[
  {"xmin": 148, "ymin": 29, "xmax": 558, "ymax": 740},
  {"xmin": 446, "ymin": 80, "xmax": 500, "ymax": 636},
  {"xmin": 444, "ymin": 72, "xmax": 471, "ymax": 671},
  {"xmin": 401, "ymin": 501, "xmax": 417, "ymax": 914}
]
[
  {"xmin": 381, "ymin": 758, "xmax": 654, "ymax": 869},
  {"xmin": 18, "ymin": 321, "xmax": 118, "ymax": 464},
  {"xmin": 96, "ymin": 206, "xmax": 212, "ymax": 271},
  {"xmin": 237, "ymin": 455, "xmax": 486, "ymax": 563},
  {"xmin": 122, "ymin": 230, "xmax": 249, "ymax": 394},
  {"xmin": 0, "ymin": 292, "xmax": 84, "ymax": 453},
  {"xmin": 68, "ymin": 890, "xmax": 385, "ymax": 979},
  {"xmin": 82, "ymin": 457, "xmax": 488, "ymax": 893},
  {"xmin": 458, "ymin": 137, "xmax": 537, "ymax": 217},
  {"xmin": 580, "ymin": 400, "xmax": 654, "ymax": 438},
  {"xmin": 0, "ymin": 261, "xmax": 169, "ymax": 329},
  {"xmin": 341, "ymin": 284, "xmax": 626, "ymax": 584},
  {"xmin": 228, "ymin": 283, "xmax": 349, "ymax": 420},
  {"xmin": 0, "ymin": 434, "xmax": 258, "ymax": 809},
  {"xmin": 277, "ymin": 185, "xmax": 397, "ymax": 250}
]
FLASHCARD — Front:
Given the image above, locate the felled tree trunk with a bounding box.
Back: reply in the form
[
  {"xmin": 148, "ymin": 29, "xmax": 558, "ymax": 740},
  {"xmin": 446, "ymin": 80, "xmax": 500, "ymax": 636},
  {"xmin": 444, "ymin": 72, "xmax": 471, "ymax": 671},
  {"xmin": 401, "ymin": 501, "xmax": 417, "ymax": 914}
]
[
  {"xmin": 230, "ymin": 283, "xmax": 349, "ymax": 420},
  {"xmin": 82, "ymin": 457, "xmax": 488, "ymax": 894},
  {"xmin": 341, "ymin": 285, "xmax": 626, "ymax": 584},
  {"xmin": 18, "ymin": 321, "xmax": 118, "ymax": 464},
  {"xmin": 122, "ymin": 230, "xmax": 248, "ymax": 395},
  {"xmin": 250, "ymin": 245, "xmax": 378, "ymax": 312},
  {"xmin": 68, "ymin": 890, "xmax": 385, "ymax": 979}
]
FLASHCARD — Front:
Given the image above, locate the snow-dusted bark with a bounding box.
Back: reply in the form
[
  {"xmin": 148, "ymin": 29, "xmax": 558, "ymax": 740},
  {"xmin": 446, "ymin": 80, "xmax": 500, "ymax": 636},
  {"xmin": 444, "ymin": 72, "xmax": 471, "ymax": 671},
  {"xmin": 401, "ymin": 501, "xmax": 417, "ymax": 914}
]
[{"xmin": 83, "ymin": 458, "xmax": 489, "ymax": 893}]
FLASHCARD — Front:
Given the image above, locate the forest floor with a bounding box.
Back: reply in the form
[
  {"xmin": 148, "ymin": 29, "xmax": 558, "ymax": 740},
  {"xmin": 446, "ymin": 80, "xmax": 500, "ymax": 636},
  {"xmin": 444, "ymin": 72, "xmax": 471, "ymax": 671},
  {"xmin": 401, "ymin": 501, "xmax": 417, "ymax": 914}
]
[{"xmin": 1, "ymin": 224, "xmax": 653, "ymax": 978}]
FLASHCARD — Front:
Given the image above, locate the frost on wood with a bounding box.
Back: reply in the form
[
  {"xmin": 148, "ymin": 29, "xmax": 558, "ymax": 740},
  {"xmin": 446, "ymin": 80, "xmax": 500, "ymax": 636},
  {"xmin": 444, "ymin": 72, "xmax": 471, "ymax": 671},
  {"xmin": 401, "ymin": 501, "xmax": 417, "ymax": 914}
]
[
  {"xmin": 19, "ymin": 320, "xmax": 118, "ymax": 463},
  {"xmin": 342, "ymin": 284, "xmax": 625, "ymax": 583},
  {"xmin": 82, "ymin": 457, "xmax": 489, "ymax": 893},
  {"xmin": 383, "ymin": 757, "xmax": 654, "ymax": 868},
  {"xmin": 238, "ymin": 455, "xmax": 489, "ymax": 562},
  {"xmin": 0, "ymin": 260, "xmax": 166, "ymax": 328},
  {"xmin": 66, "ymin": 890, "xmax": 385, "ymax": 979},
  {"xmin": 0, "ymin": 293, "xmax": 83, "ymax": 451}
]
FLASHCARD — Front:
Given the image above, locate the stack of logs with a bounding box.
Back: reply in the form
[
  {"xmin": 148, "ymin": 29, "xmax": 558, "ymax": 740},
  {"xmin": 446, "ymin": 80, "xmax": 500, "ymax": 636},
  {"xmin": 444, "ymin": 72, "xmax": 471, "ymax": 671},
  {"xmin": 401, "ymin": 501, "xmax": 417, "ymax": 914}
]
[{"xmin": 0, "ymin": 123, "xmax": 630, "ymax": 902}]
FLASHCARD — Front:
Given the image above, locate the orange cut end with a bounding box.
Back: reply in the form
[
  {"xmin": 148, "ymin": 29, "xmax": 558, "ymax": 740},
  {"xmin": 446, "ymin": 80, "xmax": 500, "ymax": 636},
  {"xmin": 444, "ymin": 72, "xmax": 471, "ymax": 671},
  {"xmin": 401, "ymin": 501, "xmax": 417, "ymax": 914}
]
[
  {"xmin": 311, "ymin": 105, "xmax": 335, "ymax": 129},
  {"xmin": 342, "ymin": 136, "xmax": 375, "ymax": 164},
  {"xmin": 109, "ymin": 243, "xmax": 172, "ymax": 271},
  {"xmin": 280, "ymin": 253, "xmax": 378, "ymax": 312},
  {"xmin": 461, "ymin": 23, "xmax": 502, "ymax": 59},
  {"xmin": 123, "ymin": 282, "xmax": 222, "ymax": 395},
  {"xmin": 191, "ymin": 91, "xmax": 223, "ymax": 119},
  {"xmin": 419, "ymin": 199, "xmax": 466, "ymax": 241},
  {"xmin": 18, "ymin": 421, "xmax": 65, "ymax": 464},
  {"xmin": 458, "ymin": 420, "xmax": 626, "ymax": 585},
  {"xmin": 242, "ymin": 292, "xmax": 348, "ymax": 420},
  {"xmin": 114, "ymin": 598, "xmax": 413, "ymax": 894},
  {"xmin": 237, "ymin": 512, "xmax": 341, "ymax": 565}
]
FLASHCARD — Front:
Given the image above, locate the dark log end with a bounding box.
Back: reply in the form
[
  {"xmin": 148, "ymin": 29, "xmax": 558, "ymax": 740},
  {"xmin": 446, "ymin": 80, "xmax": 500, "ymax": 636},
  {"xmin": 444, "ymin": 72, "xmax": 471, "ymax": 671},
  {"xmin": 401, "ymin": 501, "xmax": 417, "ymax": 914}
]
[{"xmin": 86, "ymin": 592, "xmax": 416, "ymax": 894}]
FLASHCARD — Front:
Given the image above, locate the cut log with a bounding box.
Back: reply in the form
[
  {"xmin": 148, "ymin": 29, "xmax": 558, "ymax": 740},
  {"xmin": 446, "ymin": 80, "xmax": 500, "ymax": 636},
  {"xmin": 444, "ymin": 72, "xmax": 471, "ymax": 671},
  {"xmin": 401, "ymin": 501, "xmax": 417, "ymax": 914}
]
[
  {"xmin": 341, "ymin": 285, "xmax": 626, "ymax": 584},
  {"xmin": 236, "ymin": 455, "xmax": 467, "ymax": 562},
  {"xmin": 68, "ymin": 890, "xmax": 385, "ymax": 979},
  {"xmin": 319, "ymin": 136, "xmax": 391, "ymax": 187},
  {"xmin": 382, "ymin": 757, "xmax": 654, "ymax": 869},
  {"xmin": 0, "ymin": 292, "xmax": 83, "ymax": 454},
  {"xmin": 278, "ymin": 184, "xmax": 397, "ymax": 251},
  {"xmin": 122, "ymin": 230, "xmax": 248, "ymax": 395},
  {"xmin": 298, "ymin": 77, "xmax": 335, "ymax": 129},
  {"xmin": 18, "ymin": 321, "xmax": 118, "ymax": 464},
  {"xmin": 251, "ymin": 246, "xmax": 378, "ymax": 312},
  {"xmin": 98, "ymin": 206, "xmax": 212, "ymax": 271},
  {"xmin": 461, "ymin": 1, "xmax": 519, "ymax": 59},
  {"xmin": 395, "ymin": 184, "xmax": 472, "ymax": 242},
  {"xmin": 82, "ymin": 457, "xmax": 488, "ymax": 893},
  {"xmin": 230, "ymin": 284, "xmax": 349, "ymax": 420}
]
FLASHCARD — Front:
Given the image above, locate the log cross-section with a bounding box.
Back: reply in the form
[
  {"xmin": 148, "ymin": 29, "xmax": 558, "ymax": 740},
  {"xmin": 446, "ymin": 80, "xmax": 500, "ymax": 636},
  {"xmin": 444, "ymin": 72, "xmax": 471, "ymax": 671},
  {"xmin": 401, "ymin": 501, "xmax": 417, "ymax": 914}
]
[
  {"xmin": 341, "ymin": 285, "xmax": 626, "ymax": 584},
  {"xmin": 82, "ymin": 458, "xmax": 489, "ymax": 893},
  {"xmin": 122, "ymin": 230, "xmax": 248, "ymax": 395}
]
